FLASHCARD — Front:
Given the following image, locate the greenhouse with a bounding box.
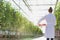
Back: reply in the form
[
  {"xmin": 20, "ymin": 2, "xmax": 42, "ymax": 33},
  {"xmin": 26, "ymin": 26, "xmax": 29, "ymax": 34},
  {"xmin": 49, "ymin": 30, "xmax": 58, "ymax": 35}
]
[{"xmin": 0, "ymin": 0, "xmax": 60, "ymax": 40}]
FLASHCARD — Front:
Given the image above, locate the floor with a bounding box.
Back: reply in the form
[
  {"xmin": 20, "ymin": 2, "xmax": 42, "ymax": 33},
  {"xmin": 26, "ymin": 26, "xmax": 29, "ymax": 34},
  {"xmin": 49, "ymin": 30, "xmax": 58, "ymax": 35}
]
[{"xmin": 33, "ymin": 36, "xmax": 46, "ymax": 40}]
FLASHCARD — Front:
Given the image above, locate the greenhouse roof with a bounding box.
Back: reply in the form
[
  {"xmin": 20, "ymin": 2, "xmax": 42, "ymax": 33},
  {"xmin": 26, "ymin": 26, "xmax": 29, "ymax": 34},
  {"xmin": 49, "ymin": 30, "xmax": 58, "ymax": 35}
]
[{"xmin": 5, "ymin": 0, "xmax": 58, "ymax": 25}]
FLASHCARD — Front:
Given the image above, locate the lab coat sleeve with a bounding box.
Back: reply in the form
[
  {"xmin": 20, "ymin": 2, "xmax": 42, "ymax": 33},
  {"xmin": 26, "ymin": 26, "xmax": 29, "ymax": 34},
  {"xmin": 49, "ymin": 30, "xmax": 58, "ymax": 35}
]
[{"xmin": 38, "ymin": 16, "xmax": 46, "ymax": 24}]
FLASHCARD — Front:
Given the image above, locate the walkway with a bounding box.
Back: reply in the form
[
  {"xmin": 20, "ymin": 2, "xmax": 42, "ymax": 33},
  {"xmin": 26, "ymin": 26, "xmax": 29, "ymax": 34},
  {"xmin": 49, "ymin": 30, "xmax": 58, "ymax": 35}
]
[
  {"xmin": 33, "ymin": 36, "xmax": 46, "ymax": 40},
  {"xmin": 32, "ymin": 26, "xmax": 46, "ymax": 40}
]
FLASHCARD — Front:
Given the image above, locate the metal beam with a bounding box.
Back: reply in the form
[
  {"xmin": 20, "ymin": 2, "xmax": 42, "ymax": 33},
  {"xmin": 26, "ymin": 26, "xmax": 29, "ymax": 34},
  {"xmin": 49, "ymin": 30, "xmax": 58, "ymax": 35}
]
[
  {"xmin": 12, "ymin": 0, "xmax": 29, "ymax": 17},
  {"xmin": 28, "ymin": 4, "xmax": 55, "ymax": 6},
  {"xmin": 54, "ymin": 0, "xmax": 58, "ymax": 13}
]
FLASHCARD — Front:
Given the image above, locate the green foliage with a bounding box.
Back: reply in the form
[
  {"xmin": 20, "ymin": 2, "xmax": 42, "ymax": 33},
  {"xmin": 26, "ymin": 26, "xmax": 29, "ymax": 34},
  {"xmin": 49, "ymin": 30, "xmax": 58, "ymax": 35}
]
[
  {"xmin": 0, "ymin": 0, "xmax": 43, "ymax": 38},
  {"xmin": 0, "ymin": 1, "xmax": 18, "ymax": 30},
  {"xmin": 55, "ymin": 2, "xmax": 60, "ymax": 30}
]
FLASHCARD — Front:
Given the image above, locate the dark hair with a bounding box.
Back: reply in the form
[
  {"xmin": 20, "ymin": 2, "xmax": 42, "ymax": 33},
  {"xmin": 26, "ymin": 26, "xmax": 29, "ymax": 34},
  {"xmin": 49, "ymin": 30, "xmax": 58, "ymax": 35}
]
[{"xmin": 48, "ymin": 7, "xmax": 53, "ymax": 13}]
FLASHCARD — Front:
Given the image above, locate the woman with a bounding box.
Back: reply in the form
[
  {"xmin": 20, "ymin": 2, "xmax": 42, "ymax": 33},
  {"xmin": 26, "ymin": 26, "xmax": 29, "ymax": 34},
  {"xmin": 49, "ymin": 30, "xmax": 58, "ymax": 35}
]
[{"xmin": 38, "ymin": 7, "xmax": 56, "ymax": 40}]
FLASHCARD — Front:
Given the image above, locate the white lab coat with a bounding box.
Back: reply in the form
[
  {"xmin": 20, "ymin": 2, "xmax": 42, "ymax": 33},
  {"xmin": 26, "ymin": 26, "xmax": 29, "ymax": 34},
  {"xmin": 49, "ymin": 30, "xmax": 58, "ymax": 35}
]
[{"xmin": 38, "ymin": 13, "xmax": 56, "ymax": 38}]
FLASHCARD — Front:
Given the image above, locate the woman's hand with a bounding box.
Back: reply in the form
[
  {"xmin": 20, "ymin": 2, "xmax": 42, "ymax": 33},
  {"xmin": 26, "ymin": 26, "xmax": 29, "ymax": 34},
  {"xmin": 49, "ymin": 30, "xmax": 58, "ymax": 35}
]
[{"xmin": 38, "ymin": 24, "xmax": 46, "ymax": 26}]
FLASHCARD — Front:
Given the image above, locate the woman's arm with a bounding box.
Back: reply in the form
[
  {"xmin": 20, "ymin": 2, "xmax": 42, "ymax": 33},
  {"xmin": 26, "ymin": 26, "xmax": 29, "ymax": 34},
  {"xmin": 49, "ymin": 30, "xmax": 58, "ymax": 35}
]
[
  {"xmin": 38, "ymin": 24, "xmax": 47, "ymax": 26},
  {"xmin": 38, "ymin": 16, "xmax": 46, "ymax": 24}
]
